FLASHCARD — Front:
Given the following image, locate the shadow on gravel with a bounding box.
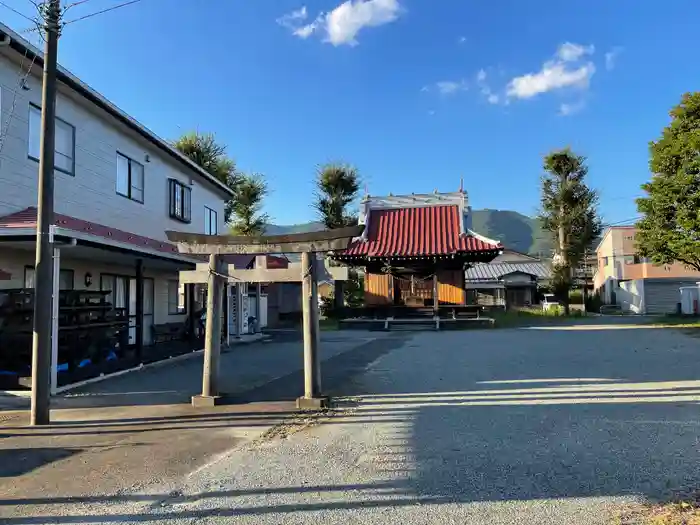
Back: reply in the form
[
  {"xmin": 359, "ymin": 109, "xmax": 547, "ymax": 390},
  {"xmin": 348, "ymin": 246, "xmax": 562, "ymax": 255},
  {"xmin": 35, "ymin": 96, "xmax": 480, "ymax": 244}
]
[
  {"xmin": 234, "ymin": 333, "xmax": 410, "ymax": 403},
  {"xmin": 0, "ymin": 448, "xmax": 79, "ymax": 477}
]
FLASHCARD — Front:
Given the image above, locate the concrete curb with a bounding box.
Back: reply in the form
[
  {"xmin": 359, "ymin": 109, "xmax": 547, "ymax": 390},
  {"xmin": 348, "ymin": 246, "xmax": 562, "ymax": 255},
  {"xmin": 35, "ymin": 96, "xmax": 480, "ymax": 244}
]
[{"xmin": 1, "ymin": 334, "xmax": 271, "ymax": 397}]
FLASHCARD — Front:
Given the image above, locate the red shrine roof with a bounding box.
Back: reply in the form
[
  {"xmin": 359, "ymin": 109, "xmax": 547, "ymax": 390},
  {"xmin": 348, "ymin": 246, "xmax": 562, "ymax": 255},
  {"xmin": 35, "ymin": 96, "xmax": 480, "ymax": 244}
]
[{"xmin": 339, "ymin": 204, "xmax": 501, "ymax": 258}]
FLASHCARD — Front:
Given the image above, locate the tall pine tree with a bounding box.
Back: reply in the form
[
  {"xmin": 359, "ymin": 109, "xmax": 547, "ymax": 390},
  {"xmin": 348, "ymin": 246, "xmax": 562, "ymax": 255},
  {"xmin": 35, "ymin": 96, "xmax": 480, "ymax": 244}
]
[{"xmin": 539, "ymin": 148, "xmax": 602, "ymax": 313}]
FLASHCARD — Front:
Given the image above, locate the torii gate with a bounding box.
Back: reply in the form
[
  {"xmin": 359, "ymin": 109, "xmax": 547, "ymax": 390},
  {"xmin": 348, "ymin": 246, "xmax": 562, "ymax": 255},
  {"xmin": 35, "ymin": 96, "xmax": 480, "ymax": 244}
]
[{"xmin": 165, "ymin": 226, "xmax": 362, "ymax": 410}]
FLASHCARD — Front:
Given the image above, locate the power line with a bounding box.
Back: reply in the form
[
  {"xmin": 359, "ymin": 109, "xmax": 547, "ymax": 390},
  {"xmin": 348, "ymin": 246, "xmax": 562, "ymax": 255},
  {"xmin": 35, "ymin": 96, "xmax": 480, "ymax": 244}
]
[
  {"xmin": 0, "ymin": 0, "xmax": 38, "ymax": 23},
  {"xmin": 63, "ymin": 0, "xmax": 97, "ymax": 10},
  {"xmin": 0, "ymin": 48, "xmax": 39, "ymax": 155},
  {"xmin": 63, "ymin": 0, "xmax": 142, "ymax": 25}
]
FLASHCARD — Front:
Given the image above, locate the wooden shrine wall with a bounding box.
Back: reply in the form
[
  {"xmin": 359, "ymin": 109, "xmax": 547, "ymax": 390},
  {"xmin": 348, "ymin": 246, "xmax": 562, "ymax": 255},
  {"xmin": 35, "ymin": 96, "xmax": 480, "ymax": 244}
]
[
  {"xmin": 437, "ymin": 269, "xmax": 466, "ymax": 305},
  {"xmin": 364, "ymin": 273, "xmax": 392, "ymax": 305},
  {"xmin": 363, "ymin": 269, "xmax": 466, "ymax": 306}
]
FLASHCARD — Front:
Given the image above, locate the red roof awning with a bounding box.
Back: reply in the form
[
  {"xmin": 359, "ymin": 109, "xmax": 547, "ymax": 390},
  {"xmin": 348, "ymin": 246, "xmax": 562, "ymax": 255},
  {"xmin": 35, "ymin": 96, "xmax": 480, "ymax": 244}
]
[
  {"xmin": 0, "ymin": 207, "xmax": 180, "ymax": 256},
  {"xmin": 340, "ymin": 204, "xmax": 501, "ymax": 258}
]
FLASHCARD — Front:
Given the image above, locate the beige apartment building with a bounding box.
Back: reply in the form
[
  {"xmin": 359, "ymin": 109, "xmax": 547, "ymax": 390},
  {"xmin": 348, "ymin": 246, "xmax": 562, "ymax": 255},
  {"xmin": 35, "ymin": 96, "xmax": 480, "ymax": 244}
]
[{"xmin": 593, "ymin": 226, "xmax": 700, "ymax": 313}]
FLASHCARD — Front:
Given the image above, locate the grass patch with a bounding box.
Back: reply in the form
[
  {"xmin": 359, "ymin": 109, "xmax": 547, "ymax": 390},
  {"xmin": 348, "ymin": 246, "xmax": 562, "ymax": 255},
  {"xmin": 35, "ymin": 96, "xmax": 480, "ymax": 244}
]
[
  {"xmin": 319, "ymin": 318, "xmax": 339, "ymax": 331},
  {"xmin": 643, "ymin": 316, "xmax": 700, "ymax": 338},
  {"xmin": 616, "ymin": 493, "xmax": 700, "ymax": 524},
  {"xmin": 646, "ymin": 315, "xmax": 700, "ymax": 328},
  {"xmin": 491, "ymin": 307, "xmax": 588, "ymax": 328}
]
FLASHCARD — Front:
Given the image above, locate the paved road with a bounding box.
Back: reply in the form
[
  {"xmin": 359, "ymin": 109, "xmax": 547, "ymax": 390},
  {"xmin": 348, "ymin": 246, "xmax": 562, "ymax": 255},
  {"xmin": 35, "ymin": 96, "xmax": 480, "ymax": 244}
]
[{"xmin": 4, "ymin": 323, "xmax": 700, "ymax": 524}]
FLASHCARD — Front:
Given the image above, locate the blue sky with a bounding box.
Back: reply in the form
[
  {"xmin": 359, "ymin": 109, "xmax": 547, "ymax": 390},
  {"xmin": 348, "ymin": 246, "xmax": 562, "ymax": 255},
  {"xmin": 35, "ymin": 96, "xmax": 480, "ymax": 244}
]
[{"xmin": 4, "ymin": 0, "xmax": 700, "ymax": 226}]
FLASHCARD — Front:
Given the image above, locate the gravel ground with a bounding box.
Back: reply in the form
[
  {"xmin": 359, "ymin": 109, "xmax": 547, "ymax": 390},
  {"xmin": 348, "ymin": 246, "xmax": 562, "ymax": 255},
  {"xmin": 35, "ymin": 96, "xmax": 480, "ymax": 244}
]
[{"xmin": 4, "ymin": 323, "xmax": 700, "ymax": 524}]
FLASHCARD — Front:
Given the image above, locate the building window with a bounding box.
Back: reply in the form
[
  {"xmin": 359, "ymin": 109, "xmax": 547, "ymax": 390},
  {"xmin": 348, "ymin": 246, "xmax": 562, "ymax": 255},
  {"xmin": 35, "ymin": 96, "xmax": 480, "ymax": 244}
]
[
  {"xmin": 24, "ymin": 266, "xmax": 74, "ymax": 290},
  {"xmin": 204, "ymin": 206, "xmax": 218, "ymax": 235},
  {"xmin": 169, "ymin": 179, "xmax": 191, "ymax": 223},
  {"xmin": 602, "ymin": 256, "xmax": 609, "ymax": 266},
  {"xmin": 28, "ymin": 104, "xmax": 75, "ymax": 175},
  {"xmin": 116, "ymin": 152, "xmax": 144, "ymax": 203},
  {"xmin": 167, "ymin": 280, "xmax": 186, "ymax": 314}
]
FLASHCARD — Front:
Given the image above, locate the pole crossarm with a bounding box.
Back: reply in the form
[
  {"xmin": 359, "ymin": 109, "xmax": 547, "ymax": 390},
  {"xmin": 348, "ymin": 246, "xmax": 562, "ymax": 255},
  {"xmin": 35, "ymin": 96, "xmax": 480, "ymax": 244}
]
[{"xmin": 165, "ymin": 226, "xmax": 363, "ymax": 255}]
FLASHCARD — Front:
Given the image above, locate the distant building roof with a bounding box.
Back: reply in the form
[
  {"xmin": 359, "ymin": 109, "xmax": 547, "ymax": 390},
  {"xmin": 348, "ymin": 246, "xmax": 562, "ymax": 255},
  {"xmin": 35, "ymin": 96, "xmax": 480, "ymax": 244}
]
[
  {"xmin": 338, "ymin": 204, "xmax": 501, "ymax": 259},
  {"xmin": 465, "ymin": 261, "xmax": 551, "ymax": 281}
]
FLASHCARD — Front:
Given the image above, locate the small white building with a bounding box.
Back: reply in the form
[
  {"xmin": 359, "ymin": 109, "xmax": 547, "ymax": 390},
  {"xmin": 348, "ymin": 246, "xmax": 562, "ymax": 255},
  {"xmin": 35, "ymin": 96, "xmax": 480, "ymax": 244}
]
[{"xmin": 616, "ymin": 278, "xmax": 700, "ymax": 315}]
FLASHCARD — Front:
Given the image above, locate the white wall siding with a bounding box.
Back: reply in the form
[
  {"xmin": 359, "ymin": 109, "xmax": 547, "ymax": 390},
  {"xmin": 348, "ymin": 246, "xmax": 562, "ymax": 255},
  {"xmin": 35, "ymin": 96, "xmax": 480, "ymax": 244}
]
[
  {"xmin": 618, "ymin": 279, "xmax": 645, "ymax": 314},
  {"xmin": 0, "ymin": 53, "xmax": 226, "ymax": 241}
]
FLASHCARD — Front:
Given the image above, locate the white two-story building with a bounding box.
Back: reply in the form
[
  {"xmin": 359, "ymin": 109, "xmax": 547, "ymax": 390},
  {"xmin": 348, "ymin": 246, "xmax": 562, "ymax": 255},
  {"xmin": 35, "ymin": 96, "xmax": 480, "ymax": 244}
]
[{"xmin": 0, "ymin": 23, "xmax": 232, "ymax": 355}]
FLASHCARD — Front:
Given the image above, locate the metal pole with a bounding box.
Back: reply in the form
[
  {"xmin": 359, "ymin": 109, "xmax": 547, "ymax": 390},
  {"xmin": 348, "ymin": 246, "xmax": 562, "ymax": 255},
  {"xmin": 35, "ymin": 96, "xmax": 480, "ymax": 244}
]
[
  {"xmin": 50, "ymin": 242, "xmax": 60, "ymax": 395},
  {"xmin": 201, "ymin": 254, "xmax": 222, "ymax": 398},
  {"xmin": 30, "ymin": 0, "xmax": 60, "ymax": 426},
  {"xmin": 582, "ymin": 249, "xmax": 588, "ymax": 314},
  {"xmin": 234, "ymin": 283, "xmax": 241, "ymax": 339},
  {"xmin": 255, "ymin": 282, "xmax": 262, "ymax": 333},
  {"xmin": 311, "ymin": 256, "xmax": 321, "ymax": 392},
  {"xmin": 301, "ymin": 251, "xmax": 320, "ymax": 398},
  {"xmin": 135, "ymin": 259, "xmax": 144, "ymax": 360}
]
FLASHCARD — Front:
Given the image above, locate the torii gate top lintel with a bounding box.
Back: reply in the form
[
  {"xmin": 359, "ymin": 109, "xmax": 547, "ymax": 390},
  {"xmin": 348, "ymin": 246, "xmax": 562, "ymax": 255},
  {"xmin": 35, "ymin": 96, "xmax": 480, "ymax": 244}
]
[{"xmin": 165, "ymin": 225, "xmax": 363, "ymax": 255}]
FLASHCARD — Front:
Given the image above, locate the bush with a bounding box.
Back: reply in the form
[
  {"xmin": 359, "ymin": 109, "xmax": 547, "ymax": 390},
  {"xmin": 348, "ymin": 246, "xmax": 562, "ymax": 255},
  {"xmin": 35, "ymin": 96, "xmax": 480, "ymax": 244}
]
[
  {"xmin": 569, "ymin": 290, "xmax": 583, "ymax": 304},
  {"xmin": 319, "ymin": 295, "xmax": 337, "ymax": 319},
  {"xmin": 585, "ymin": 292, "xmax": 602, "ymax": 313}
]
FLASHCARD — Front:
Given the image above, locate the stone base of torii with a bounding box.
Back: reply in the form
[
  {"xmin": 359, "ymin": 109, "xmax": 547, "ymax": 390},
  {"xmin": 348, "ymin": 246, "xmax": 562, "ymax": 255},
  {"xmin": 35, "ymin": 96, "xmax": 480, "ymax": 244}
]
[{"xmin": 166, "ymin": 226, "xmax": 361, "ymax": 410}]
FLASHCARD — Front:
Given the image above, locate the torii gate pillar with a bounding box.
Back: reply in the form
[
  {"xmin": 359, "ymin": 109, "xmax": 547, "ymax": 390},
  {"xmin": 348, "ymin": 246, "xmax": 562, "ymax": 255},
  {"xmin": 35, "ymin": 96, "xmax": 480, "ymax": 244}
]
[
  {"xmin": 192, "ymin": 254, "xmax": 224, "ymax": 407},
  {"xmin": 298, "ymin": 251, "xmax": 325, "ymax": 408}
]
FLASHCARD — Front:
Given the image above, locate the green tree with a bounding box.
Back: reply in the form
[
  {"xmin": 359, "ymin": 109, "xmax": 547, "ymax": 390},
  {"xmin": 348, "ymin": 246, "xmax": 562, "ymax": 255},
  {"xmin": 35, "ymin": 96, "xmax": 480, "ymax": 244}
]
[
  {"xmin": 539, "ymin": 148, "xmax": 602, "ymax": 314},
  {"xmin": 313, "ymin": 163, "xmax": 361, "ymax": 310},
  {"xmin": 636, "ymin": 92, "xmax": 700, "ymax": 271},
  {"xmin": 173, "ymin": 131, "xmax": 239, "ymax": 222},
  {"xmin": 313, "ymin": 163, "xmax": 361, "ymax": 228},
  {"xmin": 229, "ymin": 174, "xmax": 269, "ymax": 236}
]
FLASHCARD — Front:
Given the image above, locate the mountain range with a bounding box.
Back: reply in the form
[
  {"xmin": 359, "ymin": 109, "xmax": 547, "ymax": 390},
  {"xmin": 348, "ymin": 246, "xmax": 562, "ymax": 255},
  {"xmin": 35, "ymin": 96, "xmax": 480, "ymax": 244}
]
[{"xmin": 267, "ymin": 209, "xmax": 553, "ymax": 257}]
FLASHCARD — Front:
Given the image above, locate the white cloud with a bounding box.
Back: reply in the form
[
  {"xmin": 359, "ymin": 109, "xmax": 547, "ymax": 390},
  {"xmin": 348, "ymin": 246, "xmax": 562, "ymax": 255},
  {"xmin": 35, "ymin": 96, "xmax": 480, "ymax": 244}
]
[
  {"xmin": 557, "ymin": 42, "xmax": 594, "ymax": 62},
  {"xmin": 435, "ymin": 80, "xmax": 468, "ymax": 95},
  {"xmin": 325, "ymin": 0, "xmax": 401, "ymax": 45},
  {"xmin": 605, "ymin": 47, "xmax": 622, "ymax": 71},
  {"xmin": 475, "ymin": 69, "xmax": 502, "ymax": 104},
  {"xmin": 294, "ymin": 15, "xmax": 324, "ymax": 39},
  {"xmin": 276, "ymin": 6, "xmax": 309, "ymax": 28},
  {"xmin": 278, "ymin": 0, "xmax": 402, "ymax": 47},
  {"xmin": 558, "ymin": 100, "xmax": 586, "ymax": 116},
  {"xmin": 506, "ymin": 43, "xmax": 596, "ymax": 100}
]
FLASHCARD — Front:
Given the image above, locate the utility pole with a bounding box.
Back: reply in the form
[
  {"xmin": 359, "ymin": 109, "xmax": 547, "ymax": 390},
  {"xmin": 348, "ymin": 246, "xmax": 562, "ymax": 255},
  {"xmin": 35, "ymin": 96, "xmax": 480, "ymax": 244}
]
[{"xmin": 30, "ymin": 0, "xmax": 61, "ymax": 426}]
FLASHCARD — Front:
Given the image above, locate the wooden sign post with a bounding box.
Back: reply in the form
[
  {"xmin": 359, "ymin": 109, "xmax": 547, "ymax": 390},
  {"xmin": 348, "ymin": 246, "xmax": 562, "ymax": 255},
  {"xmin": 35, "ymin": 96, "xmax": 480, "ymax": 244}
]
[{"xmin": 166, "ymin": 227, "xmax": 361, "ymax": 409}]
